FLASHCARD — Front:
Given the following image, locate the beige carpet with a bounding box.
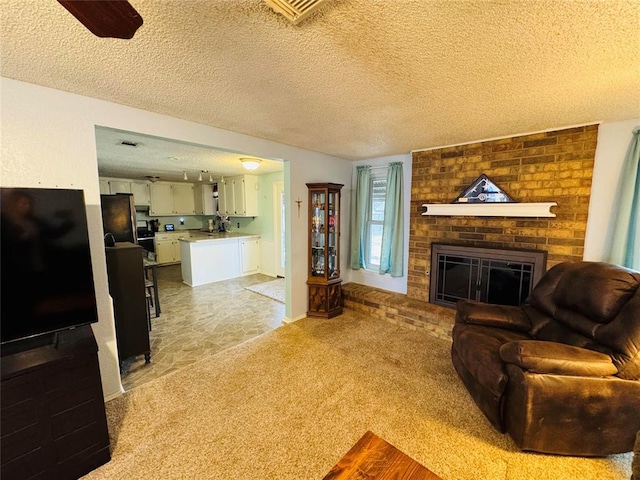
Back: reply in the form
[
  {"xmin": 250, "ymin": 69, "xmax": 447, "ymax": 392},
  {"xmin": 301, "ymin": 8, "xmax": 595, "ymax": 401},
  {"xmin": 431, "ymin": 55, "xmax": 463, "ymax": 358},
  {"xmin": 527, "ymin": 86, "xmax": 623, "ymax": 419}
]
[
  {"xmin": 82, "ymin": 311, "xmax": 633, "ymax": 480},
  {"xmin": 245, "ymin": 277, "xmax": 285, "ymax": 303}
]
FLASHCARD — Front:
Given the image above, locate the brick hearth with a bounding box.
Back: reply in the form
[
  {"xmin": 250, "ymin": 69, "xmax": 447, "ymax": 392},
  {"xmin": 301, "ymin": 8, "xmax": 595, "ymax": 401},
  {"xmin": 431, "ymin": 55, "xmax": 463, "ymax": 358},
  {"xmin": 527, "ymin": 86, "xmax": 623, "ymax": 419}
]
[{"xmin": 342, "ymin": 283, "xmax": 454, "ymax": 341}]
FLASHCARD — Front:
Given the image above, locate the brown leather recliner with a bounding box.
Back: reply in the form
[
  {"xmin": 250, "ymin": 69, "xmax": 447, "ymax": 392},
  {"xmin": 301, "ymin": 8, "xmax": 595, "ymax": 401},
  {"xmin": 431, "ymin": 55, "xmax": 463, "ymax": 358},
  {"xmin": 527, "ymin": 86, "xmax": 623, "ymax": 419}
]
[{"xmin": 451, "ymin": 261, "xmax": 640, "ymax": 456}]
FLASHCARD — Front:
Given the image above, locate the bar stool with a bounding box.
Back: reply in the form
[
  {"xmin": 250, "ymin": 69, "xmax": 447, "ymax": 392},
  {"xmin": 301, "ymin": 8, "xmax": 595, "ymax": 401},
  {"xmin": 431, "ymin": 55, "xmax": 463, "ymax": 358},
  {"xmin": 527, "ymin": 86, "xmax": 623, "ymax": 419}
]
[
  {"xmin": 143, "ymin": 258, "xmax": 161, "ymax": 317},
  {"xmin": 145, "ymin": 290, "xmax": 152, "ymax": 331},
  {"xmin": 145, "ymin": 278, "xmax": 155, "ymax": 316}
]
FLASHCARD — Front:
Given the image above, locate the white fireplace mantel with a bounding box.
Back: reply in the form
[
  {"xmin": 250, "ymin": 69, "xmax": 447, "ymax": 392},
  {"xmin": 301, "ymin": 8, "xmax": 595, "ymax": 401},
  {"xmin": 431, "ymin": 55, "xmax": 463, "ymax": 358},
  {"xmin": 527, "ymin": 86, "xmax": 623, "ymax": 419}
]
[{"xmin": 421, "ymin": 202, "xmax": 557, "ymax": 217}]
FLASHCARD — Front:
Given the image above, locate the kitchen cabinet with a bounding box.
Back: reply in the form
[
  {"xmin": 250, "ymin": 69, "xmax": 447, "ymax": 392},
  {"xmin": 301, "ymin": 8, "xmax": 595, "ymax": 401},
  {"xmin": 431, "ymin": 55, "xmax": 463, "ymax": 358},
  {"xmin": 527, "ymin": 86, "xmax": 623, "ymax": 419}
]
[
  {"xmin": 180, "ymin": 234, "xmax": 260, "ymax": 286},
  {"xmin": 173, "ymin": 184, "xmax": 195, "ymax": 213},
  {"xmin": 155, "ymin": 232, "xmax": 189, "ymax": 264},
  {"xmin": 108, "ymin": 179, "xmax": 132, "ymax": 194},
  {"xmin": 149, "ymin": 183, "xmax": 173, "ymax": 214},
  {"xmin": 99, "ymin": 179, "xmax": 111, "ymax": 194},
  {"xmin": 218, "ymin": 175, "xmax": 258, "ymax": 217},
  {"xmin": 149, "ymin": 183, "xmax": 195, "ymax": 215},
  {"xmin": 240, "ymin": 237, "xmax": 260, "ymax": 275},
  {"xmin": 99, "ymin": 177, "xmax": 131, "ymax": 194},
  {"xmin": 306, "ymin": 182, "xmax": 343, "ymax": 318},
  {"xmin": 130, "ymin": 181, "xmax": 151, "ymax": 206},
  {"xmin": 218, "ymin": 179, "xmax": 229, "ymax": 215},
  {"xmin": 194, "ymin": 184, "xmax": 216, "ymax": 215},
  {"xmin": 99, "ymin": 178, "xmax": 150, "ymax": 206}
]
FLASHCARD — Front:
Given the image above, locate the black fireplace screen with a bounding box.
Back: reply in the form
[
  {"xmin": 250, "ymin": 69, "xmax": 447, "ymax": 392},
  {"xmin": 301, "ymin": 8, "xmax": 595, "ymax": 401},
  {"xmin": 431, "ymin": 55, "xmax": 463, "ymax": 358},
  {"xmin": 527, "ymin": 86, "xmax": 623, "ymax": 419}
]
[{"xmin": 430, "ymin": 244, "xmax": 547, "ymax": 308}]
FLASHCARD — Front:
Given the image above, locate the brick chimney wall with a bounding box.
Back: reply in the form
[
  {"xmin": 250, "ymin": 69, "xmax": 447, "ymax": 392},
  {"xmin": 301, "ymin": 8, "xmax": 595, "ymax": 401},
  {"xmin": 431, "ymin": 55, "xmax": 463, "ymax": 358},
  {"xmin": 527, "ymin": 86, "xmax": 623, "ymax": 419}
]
[{"xmin": 408, "ymin": 124, "xmax": 598, "ymax": 302}]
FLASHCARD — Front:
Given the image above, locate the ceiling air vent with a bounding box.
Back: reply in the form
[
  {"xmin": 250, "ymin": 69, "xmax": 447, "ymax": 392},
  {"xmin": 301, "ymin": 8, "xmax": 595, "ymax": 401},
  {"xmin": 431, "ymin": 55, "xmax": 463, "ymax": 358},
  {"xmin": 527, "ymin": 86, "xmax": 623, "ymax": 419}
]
[
  {"xmin": 120, "ymin": 140, "xmax": 139, "ymax": 147},
  {"xmin": 264, "ymin": 0, "xmax": 329, "ymax": 25}
]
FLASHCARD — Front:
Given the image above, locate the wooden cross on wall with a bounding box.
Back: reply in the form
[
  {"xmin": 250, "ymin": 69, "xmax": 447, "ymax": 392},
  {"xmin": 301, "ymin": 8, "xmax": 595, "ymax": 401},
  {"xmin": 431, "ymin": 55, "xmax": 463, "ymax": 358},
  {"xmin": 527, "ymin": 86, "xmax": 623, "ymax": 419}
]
[{"xmin": 295, "ymin": 197, "xmax": 303, "ymax": 218}]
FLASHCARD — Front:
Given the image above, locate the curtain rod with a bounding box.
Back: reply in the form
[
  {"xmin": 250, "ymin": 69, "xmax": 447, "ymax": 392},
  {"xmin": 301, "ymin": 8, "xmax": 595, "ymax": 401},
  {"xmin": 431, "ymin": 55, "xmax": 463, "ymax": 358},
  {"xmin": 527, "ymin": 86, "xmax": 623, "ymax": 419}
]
[{"xmin": 361, "ymin": 163, "xmax": 402, "ymax": 170}]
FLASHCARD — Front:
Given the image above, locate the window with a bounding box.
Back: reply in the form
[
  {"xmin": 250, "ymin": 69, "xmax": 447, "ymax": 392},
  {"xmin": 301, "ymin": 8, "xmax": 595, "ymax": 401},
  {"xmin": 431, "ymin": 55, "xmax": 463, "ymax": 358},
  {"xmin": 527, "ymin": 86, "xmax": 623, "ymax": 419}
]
[
  {"xmin": 365, "ymin": 169, "xmax": 387, "ymax": 269},
  {"xmin": 351, "ymin": 161, "xmax": 403, "ymax": 276}
]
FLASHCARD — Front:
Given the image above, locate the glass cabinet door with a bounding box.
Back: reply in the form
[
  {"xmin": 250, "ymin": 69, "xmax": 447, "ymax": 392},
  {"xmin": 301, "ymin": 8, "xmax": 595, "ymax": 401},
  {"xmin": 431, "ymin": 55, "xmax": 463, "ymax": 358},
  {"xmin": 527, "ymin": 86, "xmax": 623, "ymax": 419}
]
[
  {"xmin": 309, "ymin": 187, "xmax": 341, "ymax": 280},
  {"xmin": 327, "ymin": 191, "xmax": 339, "ymax": 279},
  {"xmin": 310, "ymin": 190, "xmax": 326, "ymax": 277}
]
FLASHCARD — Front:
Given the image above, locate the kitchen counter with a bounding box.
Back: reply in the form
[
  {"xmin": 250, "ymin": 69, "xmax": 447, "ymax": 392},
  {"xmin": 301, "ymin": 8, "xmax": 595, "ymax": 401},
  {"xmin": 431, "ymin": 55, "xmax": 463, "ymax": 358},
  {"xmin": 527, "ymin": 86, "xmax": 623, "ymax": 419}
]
[
  {"xmin": 178, "ymin": 231, "xmax": 259, "ymax": 243},
  {"xmin": 180, "ymin": 233, "xmax": 261, "ymax": 286}
]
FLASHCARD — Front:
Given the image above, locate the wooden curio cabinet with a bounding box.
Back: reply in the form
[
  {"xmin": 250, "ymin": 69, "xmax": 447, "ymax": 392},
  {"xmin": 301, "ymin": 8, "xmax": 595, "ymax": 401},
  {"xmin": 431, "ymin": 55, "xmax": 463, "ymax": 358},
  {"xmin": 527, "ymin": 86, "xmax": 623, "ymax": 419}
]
[{"xmin": 306, "ymin": 183, "xmax": 343, "ymax": 318}]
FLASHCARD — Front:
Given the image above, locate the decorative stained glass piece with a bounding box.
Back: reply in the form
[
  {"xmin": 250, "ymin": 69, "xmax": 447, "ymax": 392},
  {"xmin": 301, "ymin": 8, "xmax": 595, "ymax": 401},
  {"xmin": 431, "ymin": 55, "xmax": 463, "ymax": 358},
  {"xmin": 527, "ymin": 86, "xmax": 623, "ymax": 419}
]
[{"xmin": 454, "ymin": 173, "xmax": 515, "ymax": 203}]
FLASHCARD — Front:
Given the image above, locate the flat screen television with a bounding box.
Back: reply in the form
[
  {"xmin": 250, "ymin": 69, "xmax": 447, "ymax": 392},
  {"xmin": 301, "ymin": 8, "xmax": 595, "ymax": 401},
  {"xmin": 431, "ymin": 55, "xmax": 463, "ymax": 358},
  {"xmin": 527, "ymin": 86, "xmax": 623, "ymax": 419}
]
[{"xmin": 1, "ymin": 187, "xmax": 98, "ymax": 347}]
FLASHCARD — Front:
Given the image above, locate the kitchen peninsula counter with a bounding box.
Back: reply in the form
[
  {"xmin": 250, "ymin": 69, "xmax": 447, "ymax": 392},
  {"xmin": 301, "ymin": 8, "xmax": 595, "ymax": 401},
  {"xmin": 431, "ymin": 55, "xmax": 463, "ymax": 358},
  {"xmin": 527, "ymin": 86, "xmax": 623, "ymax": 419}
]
[
  {"xmin": 179, "ymin": 231, "xmax": 259, "ymax": 243},
  {"xmin": 179, "ymin": 232, "xmax": 260, "ymax": 286}
]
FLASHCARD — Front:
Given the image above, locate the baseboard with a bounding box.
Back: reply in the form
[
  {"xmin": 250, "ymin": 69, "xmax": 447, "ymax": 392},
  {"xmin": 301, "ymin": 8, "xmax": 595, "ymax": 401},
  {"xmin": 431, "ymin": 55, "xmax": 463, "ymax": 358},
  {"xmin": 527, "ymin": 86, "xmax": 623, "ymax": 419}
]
[
  {"xmin": 104, "ymin": 386, "xmax": 125, "ymax": 402},
  {"xmin": 282, "ymin": 313, "xmax": 306, "ymax": 324}
]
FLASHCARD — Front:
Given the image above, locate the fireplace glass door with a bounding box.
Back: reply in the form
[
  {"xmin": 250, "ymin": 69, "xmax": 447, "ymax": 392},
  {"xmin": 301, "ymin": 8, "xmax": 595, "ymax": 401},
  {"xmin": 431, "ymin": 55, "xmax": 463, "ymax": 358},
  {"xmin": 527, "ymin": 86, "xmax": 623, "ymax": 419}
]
[{"xmin": 430, "ymin": 244, "xmax": 546, "ymax": 308}]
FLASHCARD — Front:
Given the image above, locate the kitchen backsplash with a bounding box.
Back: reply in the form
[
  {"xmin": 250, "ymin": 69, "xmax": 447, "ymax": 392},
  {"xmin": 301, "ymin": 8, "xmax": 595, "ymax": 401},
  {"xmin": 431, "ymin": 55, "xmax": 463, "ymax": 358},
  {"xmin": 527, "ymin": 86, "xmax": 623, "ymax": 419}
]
[{"xmin": 136, "ymin": 211, "xmax": 256, "ymax": 232}]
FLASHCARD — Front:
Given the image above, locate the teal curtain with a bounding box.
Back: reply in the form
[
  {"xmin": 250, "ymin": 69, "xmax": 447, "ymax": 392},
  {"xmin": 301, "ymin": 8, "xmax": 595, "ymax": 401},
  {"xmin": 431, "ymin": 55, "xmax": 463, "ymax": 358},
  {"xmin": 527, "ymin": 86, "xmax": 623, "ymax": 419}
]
[
  {"xmin": 379, "ymin": 162, "xmax": 404, "ymax": 276},
  {"xmin": 350, "ymin": 165, "xmax": 371, "ymax": 269},
  {"xmin": 608, "ymin": 127, "xmax": 640, "ymax": 270}
]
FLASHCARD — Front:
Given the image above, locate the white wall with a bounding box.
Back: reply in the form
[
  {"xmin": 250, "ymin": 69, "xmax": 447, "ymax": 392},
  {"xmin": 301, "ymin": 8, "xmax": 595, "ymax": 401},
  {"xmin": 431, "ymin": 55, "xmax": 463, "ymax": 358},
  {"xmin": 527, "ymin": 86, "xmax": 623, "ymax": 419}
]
[
  {"xmin": 284, "ymin": 160, "xmax": 352, "ymax": 321},
  {"xmin": 346, "ymin": 153, "xmax": 413, "ymax": 294},
  {"xmin": 1, "ymin": 77, "xmax": 351, "ymax": 399},
  {"xmin": 584, "ymin": 118, "xmax": 640, "ymax": 262}
]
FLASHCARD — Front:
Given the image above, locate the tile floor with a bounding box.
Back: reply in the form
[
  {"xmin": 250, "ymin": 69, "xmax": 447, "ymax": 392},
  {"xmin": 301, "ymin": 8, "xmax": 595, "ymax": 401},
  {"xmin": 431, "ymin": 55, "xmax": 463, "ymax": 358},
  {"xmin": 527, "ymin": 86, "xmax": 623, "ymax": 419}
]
[{"xmin": 121, "ymin": 264, "xmax": 285, "ymax": 391}]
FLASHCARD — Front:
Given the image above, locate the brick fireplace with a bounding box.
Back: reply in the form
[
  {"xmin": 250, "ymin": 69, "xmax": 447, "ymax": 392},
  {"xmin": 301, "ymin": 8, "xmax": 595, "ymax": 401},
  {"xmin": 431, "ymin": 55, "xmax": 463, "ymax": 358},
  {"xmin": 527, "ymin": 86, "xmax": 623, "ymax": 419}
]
[{"xmin": 408, "ymin": 124, "xmax": 598, "ymax": 303}]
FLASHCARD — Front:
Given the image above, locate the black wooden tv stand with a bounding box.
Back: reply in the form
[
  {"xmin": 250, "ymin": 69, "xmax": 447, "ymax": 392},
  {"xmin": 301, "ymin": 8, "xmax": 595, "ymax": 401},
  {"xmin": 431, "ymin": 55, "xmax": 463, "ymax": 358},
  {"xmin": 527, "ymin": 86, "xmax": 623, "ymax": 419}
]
[{"xmin": 1, "ymin": 325, "xmax": 111, "ymax": 480}]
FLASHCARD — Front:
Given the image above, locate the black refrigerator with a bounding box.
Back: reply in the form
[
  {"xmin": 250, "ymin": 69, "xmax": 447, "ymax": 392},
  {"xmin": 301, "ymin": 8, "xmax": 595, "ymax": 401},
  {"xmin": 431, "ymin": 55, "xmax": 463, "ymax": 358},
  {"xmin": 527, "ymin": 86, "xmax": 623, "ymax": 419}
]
[{"xmin": 100, "ymin": 193, "xmax": 137, "ymax": 244}]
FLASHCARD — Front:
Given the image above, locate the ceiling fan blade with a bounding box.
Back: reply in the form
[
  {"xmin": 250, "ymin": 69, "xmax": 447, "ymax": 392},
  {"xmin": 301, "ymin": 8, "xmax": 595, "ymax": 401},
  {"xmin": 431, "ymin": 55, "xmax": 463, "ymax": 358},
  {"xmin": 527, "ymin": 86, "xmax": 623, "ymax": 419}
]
[{"xmin": 57, "ymin": 0, "xmax": 143, "ymax": 39}]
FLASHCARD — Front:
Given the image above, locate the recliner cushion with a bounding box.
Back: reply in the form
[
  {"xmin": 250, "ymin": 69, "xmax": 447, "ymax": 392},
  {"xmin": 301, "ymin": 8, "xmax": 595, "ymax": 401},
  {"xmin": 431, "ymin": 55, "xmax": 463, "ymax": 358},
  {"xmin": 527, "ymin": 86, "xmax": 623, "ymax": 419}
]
[
  {"xmin": 499, "ymin": 340, "xmax": 618, "ymax": 376},
  {"xmin": 452, "ymin": 323, "xmax": 530, "ymax": 397},
  {"xmin": 553, "ymin": 262, "xmax": 639, "ymax": 323}
]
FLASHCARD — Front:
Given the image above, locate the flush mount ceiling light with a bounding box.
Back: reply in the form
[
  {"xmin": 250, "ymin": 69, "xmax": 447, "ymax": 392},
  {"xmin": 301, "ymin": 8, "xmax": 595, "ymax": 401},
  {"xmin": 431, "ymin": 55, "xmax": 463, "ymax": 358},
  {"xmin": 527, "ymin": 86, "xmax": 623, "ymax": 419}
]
[{"xmin": 241, "ymin": 158, "xmax": 261, "ymax": 171}]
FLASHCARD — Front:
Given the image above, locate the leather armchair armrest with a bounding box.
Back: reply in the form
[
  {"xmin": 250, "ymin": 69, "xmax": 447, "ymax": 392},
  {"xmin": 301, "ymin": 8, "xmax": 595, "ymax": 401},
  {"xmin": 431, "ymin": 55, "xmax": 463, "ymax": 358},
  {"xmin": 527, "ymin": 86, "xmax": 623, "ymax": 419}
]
[
  {"xmin": 455, "ymin": 300, "xmax": 531, "ymax": 333},
  {"xmin": 500, "ymin": 340, "xmax": 618, "ymax": 376}
]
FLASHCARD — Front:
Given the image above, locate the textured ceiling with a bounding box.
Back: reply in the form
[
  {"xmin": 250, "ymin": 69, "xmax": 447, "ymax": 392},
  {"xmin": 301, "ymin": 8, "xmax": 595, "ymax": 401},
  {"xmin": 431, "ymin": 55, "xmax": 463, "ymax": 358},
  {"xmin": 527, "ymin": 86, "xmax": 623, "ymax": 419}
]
[
  {"xmin": 1, "ymin": 0, "xmax": 639, "ymax": 167},
  {"xmin": 95, "ymin": 127, "xmax": 283, "ymax": 183}
]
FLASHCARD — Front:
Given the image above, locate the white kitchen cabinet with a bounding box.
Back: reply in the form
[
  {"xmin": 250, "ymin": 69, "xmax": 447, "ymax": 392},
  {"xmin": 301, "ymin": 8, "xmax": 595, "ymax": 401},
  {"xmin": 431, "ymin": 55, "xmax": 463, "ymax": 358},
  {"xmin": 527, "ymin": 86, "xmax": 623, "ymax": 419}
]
[
  {"xmin": 108, "ymin": 179, "xmax": 131, "ymax": 194},
  {"xmin": 180, "ymin": 234, "xmax": 260, "ymax": 286},
  {"xmin": 99, "ymin": 179, "xmax": 111, "ymax": 195},
  {"xmin": 219, "ymin": 175, "xmax": 258, "ymax": 217},
  {"xmin": 217, "ymin": 179, "xmax": 230, "ymax": 215},
  {"xmin": 172, "ymin": 184, "xmax": 195, "ymax": 214},
  {"xmin": 101, "ymin": 177, "xmax": 152, "ymax": 208},
  {"xmin": 194, "ymin": 184, "xmax": 216, "ymax": 215},
  {"xmin": 149, "ymin": 183, "xmax": 195, "ymax": 215},
  {"xmin": 149, "ymin": 183, "xmax": 173, "ymax": 214},
  {"xmin": 155, "ymin": 233, "xmax": 172, "ymax": 264},
  {"xmin": 100, "ymin": 177, "xmax": 132, "ymax": 194},
  {"xmin": 240, "ymin": 238, "xmax": 260, "ymax": 275},
  {"xmin": 155, "ymin": 232, "xmax": 189, "ymax": 264},
  {"xmin": 130, "ymin": 181, "xmax": 151, "ymax": 206}
]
